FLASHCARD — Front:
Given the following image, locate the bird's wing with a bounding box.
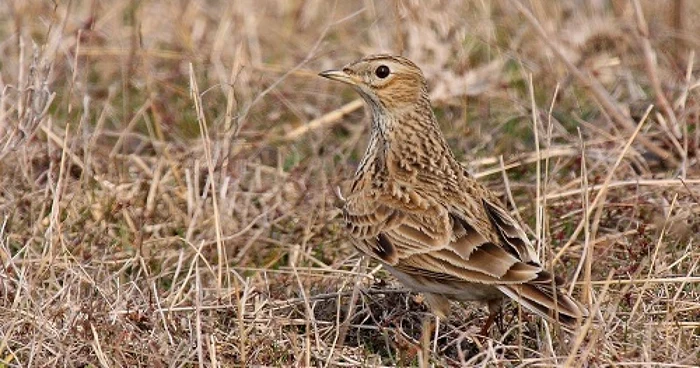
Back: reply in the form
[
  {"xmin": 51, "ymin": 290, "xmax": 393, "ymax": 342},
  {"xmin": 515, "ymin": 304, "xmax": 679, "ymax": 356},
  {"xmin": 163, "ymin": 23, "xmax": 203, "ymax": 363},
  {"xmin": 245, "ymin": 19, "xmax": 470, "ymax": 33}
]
[
  {"xmin": 343, "ymin": 187, "xmax": 540, "ymax": 284},
  {"xmin": 480, "ymin": 198, "xmax": 540, "ymax": 264},
  {"xmin": 344, "ymin": 186, "xmax": 583, "ymax": 327}
]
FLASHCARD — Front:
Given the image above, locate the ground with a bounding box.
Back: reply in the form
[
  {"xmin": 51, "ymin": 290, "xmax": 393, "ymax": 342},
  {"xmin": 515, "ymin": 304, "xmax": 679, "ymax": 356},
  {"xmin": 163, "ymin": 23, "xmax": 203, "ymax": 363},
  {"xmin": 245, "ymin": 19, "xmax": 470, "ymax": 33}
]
[{"xmin": 0, "ymin": 1, "xmax": 698, "ymax": 367}]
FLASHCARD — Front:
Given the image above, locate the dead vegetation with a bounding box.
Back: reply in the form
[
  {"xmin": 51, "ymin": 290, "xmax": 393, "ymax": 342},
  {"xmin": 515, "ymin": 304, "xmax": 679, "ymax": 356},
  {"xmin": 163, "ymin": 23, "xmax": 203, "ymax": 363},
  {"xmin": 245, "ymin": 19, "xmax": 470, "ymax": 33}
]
[{"xmin": 0, "ymin": 1, "xmax": 698, "ymax": 366}]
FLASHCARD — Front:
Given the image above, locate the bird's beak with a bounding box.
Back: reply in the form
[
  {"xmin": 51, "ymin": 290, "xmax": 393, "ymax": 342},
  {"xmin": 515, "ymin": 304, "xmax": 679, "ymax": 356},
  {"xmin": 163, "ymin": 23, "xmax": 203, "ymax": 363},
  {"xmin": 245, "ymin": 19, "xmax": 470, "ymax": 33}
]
[{"xmin": 318, "ymin": 69, "xmax": 357, "ymax": 86}]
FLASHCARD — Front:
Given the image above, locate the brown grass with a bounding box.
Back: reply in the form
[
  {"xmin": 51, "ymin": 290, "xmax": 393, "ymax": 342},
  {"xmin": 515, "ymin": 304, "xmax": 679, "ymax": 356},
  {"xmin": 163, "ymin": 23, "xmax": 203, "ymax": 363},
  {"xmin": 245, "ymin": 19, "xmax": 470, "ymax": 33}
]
[{"xmin": 1, "ymin": 1, "xmax": 698, "ymax": 366}]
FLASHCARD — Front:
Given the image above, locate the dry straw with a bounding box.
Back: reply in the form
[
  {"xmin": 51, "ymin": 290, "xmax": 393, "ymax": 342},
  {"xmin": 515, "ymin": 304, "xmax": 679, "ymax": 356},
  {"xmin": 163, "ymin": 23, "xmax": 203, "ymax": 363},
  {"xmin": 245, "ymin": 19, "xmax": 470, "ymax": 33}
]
[{"xmin": 0, "ymin": 1, "xmax": 697, "ymax": 366}]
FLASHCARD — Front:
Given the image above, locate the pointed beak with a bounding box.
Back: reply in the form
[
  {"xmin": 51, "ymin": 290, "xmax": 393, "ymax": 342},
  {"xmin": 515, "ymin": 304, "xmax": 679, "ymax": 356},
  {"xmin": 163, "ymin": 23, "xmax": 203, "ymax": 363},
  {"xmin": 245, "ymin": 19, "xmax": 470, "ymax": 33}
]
[{"xmin": 318, "ymin": 69, "xmax": 357, "ymax": 85}]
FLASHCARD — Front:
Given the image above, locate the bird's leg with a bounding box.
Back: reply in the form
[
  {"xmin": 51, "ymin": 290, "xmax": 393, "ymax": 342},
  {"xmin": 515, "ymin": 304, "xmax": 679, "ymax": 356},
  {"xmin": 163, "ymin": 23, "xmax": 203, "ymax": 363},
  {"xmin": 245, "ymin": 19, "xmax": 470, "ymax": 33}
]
[
  {"xmin": 478, "ymin": 299, "xmax": 502, "ymax": 337},
  {"xmin": 478, "ymin": 311, "xmax": 496, "ymax": 337},
  {"xmin": 418, "ymin": 314, "xmax": 436, "ymax": 368},
  {"xmin": 417, "ymin": 293, "xmax": 449, "ymax": 366}
]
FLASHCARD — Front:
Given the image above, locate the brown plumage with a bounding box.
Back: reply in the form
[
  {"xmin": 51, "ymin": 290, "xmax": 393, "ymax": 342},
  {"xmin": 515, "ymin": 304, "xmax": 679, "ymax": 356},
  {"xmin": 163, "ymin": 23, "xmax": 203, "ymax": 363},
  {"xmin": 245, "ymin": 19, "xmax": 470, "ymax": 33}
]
[{"xmin": 319, "ymin": 54, "xmax": 584, "ymax": 331}]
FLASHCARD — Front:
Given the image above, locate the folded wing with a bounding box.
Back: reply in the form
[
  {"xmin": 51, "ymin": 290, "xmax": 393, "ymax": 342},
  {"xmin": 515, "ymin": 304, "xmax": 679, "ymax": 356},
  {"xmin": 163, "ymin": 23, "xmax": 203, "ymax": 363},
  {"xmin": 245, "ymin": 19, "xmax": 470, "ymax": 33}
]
[{"xmin": 343, "ymin": 188, "xmax": 584, "ymax": 328}]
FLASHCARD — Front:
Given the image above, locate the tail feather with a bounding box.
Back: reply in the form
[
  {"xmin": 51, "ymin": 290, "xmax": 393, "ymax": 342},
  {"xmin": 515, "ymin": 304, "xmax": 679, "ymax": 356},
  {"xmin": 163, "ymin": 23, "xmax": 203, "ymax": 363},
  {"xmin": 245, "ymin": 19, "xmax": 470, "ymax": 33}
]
[{"xmin": 497, "ymin": 276, "xmax": 585, "ymax": 330}]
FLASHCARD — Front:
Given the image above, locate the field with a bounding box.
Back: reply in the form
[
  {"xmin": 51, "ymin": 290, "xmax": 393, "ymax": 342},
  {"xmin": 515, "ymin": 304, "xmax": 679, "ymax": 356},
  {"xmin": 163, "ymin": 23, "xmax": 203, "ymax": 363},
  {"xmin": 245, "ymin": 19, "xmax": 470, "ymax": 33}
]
[{"xmin": 1, "ymin": 1, "xmax": 698, "ymax": 366}]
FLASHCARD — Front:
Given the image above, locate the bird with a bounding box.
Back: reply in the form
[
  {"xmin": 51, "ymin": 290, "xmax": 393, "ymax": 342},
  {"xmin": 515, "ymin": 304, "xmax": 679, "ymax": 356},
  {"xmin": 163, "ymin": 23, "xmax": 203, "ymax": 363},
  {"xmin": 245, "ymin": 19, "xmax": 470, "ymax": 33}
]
[{"xmin": 319, "ymin": 54, "xmax": 584, "ymax": 334}]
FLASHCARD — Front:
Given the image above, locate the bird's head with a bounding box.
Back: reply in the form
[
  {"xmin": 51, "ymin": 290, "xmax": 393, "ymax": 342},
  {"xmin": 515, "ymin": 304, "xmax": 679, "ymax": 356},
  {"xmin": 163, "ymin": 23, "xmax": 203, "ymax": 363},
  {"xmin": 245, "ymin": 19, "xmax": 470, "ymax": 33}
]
[{"xmin": 319, "ymin": 54, "xmax": 429, "ymax": 114}]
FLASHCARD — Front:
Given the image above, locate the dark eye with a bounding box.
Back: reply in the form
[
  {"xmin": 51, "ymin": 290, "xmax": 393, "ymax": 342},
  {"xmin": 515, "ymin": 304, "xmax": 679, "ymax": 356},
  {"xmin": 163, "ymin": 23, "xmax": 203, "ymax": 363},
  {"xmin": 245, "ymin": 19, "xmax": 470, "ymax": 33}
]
[{"xmin": 375, "ymin": 65, "xmax": 390, "ymax": 79}]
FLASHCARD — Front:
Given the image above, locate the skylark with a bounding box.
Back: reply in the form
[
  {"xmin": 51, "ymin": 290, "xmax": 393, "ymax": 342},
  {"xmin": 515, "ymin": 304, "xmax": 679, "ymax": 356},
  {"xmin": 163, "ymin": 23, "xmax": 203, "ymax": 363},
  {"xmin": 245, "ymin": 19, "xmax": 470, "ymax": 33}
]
[{"xmin": 319, "ymin": 54, "xmax": 584, "ymax": 332}]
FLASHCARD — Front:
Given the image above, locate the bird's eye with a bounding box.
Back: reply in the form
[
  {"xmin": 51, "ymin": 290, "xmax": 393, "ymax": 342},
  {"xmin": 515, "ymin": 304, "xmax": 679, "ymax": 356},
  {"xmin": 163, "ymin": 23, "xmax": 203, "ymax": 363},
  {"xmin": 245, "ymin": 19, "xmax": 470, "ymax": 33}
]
[{"xmin": 375, "ymin": 65, "xmax": 390, "ymax": 79}]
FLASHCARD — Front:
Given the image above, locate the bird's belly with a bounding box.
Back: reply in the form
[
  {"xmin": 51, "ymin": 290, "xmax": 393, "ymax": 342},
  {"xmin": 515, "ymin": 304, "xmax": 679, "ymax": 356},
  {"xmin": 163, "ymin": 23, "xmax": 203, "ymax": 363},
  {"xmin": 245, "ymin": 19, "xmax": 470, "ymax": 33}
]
[{"xmin": 383, "ymin": 264, "xmax": 503, "ymax": 301}]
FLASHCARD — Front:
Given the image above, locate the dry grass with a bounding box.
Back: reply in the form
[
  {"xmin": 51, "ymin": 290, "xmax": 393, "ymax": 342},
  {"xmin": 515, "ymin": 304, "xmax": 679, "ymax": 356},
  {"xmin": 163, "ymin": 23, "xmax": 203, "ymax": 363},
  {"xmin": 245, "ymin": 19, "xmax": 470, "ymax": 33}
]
[{"xmin": 1, "ymin": 1, "xmax": 698, "ymax": 366}]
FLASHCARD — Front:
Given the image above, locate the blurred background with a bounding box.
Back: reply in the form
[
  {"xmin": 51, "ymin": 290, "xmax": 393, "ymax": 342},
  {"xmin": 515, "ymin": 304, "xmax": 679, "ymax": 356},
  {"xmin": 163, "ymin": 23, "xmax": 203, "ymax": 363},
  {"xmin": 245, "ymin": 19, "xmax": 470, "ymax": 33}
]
[{"xmin": 0, "ymin": 1, "xmax": 698, "ymax": 366}]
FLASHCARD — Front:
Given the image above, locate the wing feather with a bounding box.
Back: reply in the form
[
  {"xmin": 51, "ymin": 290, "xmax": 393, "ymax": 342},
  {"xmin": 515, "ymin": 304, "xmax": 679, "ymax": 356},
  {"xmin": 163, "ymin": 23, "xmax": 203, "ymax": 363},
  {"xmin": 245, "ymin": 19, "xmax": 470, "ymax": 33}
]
[
  {"xmin": 482, "ymin": 198, "xmax": 539, "ymax": 263},
  {"xmin": 343, "ymin": 183, "xmax": 583, "ymax": 328},
  {"xmin": 344, "ymin": 189, "xmax": 542, "ymax": 280}
]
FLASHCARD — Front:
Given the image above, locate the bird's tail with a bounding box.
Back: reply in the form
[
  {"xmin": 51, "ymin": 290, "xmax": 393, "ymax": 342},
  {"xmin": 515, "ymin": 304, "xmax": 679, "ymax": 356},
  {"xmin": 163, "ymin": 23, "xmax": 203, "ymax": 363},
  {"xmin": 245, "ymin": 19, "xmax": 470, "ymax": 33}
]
[{"xmin": 497, "ymin": 271, "xmax": 586, "ymax": 330}]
